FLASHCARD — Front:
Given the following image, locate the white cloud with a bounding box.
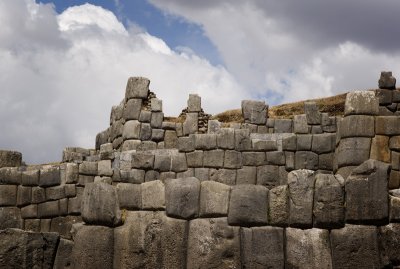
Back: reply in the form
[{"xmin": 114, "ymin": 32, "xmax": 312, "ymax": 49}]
[{"xmin": 0, "ymin": 0, "xmax": 247, "ymax": 164}]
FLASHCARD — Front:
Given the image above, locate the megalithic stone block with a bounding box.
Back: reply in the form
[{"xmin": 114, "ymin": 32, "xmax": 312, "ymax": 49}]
[
  {"xmin": 241, "ymin": 100, "xmax": 268, "ymax": 125},
  {"xmin": 304, "ymin": 101, "xmax": 321, "ymax": 125},
  {"xmin": 199, "ymin": 180, "xmax": 230, "ymax": 217},
  {"xmin": 125, "ymin": 77, "xmax": 149, "ymax": 99},
  {"xmin": 379, "ymin": 71, "xmax": 396, "ymax": 89},
  {"xmin": 187, "ymin": 94, "xmax": 201, "ymax": 112},
  {"xmin": 344, "ymin": 90, "xmax": 379, "ymax": 116},
  {"xmin": 165, "ymin": 177, "xmax": 200, "ymax": 219}
]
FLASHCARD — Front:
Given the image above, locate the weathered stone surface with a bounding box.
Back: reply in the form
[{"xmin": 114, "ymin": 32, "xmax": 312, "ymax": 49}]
[
  {"xmin": 151, "ymin": 98, "xmax": 162, "ymax": 112},
  {"xmin": 389, "ymin": 135, "xmax": 400, "ymax": 151},
  {"xmin": 390, "ymin": 196, "xmax": 400, "ymax": 221},
  {"xmin": 194, "ymin": 168, "xmax": 209, "ymax": 181},
  {"xmin": 0, "ymin": 150, "xmax": 22, "ymax": 168},
  {"xmin": 170, "ymin": 152, "xmax": 188, "ymax": 172},
  {"xmin": 71, "ymin": 225, "xmax": 113, "ymax": 269},
  {"xmin": 346, "ymin": 159, "xmax": 389, "ymax": 224},
  {"xmin": 376, "ymin": 88, "xmax": 393, "ymax": 105},
  {"xmin": 207, "ymin": 120, "xmax": 221, "ymax": 134},
  {"xmin": 53, "ymin": 238, "xmax": 74, "ymax": 269},
  {"xmin": 187, "ymin": 218, "xmax": 240, "ymax": 269},
  {"xmin": 242, "ymin": 152, "xmax": 266, "ymax": 166},
  {"xmin": 241, "ymin": 227, "xmax": 284, "ymax": 269},
  {"xmin": 164, "ymin": 130, "xmax": 178, "ymax": 149},
  {"xmin": 185, "ymin": 151, "xmax": 202, "ymax": 168},
  {"xmin": 235, "ymin": 129, "xmax": 252, "ymax": 151},
  {"xmin": 154, "ymin": 153, "xmax": 172, "ymax": 172},
  {"xmin": 256, "ymin": 164, "xmax": 280, "ymax": 189},
  {"xmin": 183, "ymin": 113, "xmax": 198, "ymax": 135},
  {"xmin": 285, "ymin": 151, "xmax": 295, "ymax": 171},
  {"xmin": 38, "ymin": 201, "xmax": 59, "ymax": 218},
  {"xmin": 114, "ymin": 211, "xmax": 187, "ymax": 269},
  {"xmin": 0, "ymin": 228, "xmax": 59, "ymax": 269},
  {"xmin": 203, "ymin": 150, "xmax": 224, "ymax": 168},
  {"xmin": 81, "ymin": 182, "xmax": 121, "ymax": 227},
  {"xmin": 139, "ymin": 123, "xmax": 152, "ymax": 141},
  {"xmin": 379, "ymin": 71, "xmax": 396, "ymax": 89},
  {"xmin": 268, "ymin": 185, "xmax": 289, "ymax": 226},
  {"xmin": 274, "ymin": 119, "xmax": 293, "ymax": 133},
  {"xmin": 123, "ymin": 98, "xmax": 142, "ymax": 120},
  {"xmin": 208, "ymin": 168, "xmax": 235, "ymax": 185},
  {"xmin": 21, "ymin": 169, "xmax": 39, "ymax": 186},
  {"xmin": 97, "ymin": 160, "xmax": 113, "ymax": 177},
  {"xmin": 297, "ymin": 134, "xmax": 312, "ymax": 150},
  {"xmin": 313, "ymin": 174, "xmax": 344, "ymax": 228},
  {"xmin": 31, "ymin": 186, "xmax": 46, "ymax": 204},
  {"xmin": 331, "ymin": 225, "xmax": 381, "ymax": 269},
  {"xmin": 376, "ymin": 116, "xmax": 400, "ymax": 135},
  {"xmin": 125, "ymin": 77, "xmax": 149, "ymax": 99},
  {"xmin": 282, "ymin": 134, "xmax": 296, "ymax": 151},
  {"xmin": 151, "ymin": 128, "xmax": 164, "ymax": 142},
  {"xmin": 123, "ymin": 120, "xmax": 141, "ymax": 140},
  {"xmin": 120, "ymin": 169, "xmax": 145, "ymax": 184},
  {"xmin": 293, "ymin": 114, "xmax": 308, "ymax": 133},
  {"xmin": 379, "ymin": 223, "xmax": 400, "ymax": 267},
  {"xmin": 312, "ymin": 133, "xmax": 335, "ymax": 153},
  {"xmin": 288, "ymin": 169, "xmax": 315, "ymax": 228},
  {"xmin": 178, "ymin": 136, "xmax": 195, "ymax": 153},
  {"xmin": 0, "ymin": 207, "xmax": 22, "ymax": 229},
  {"xmin": 241, "ymin": 100, "xmax": 268, "ymax": 125},
  {"xmin": 266, "ymin": 151, "xmax": 285, "ymax": 165},
  {"xmin": 217, "ymin": 128, "xmax": 235, "ymax": 149},
  {"xmin": 236, "ymin": 166, "xmax": 257, "ymax": 184},
  {"xmin": 194, "ymin": 134, "xmax": 217, "ymax": 150},
  {"xmin": 50, "ymin": 216, "xmax": 81, "ymax": 239},
  {"xmin": 65, "ymin": 163, "xmax": 78, "ymax": 184},
  {"xmin": 45, "ymin": 185, "xmax": 65, "ymax": 201},
  {"xmin": 116, "ymin": 183, "xmax": 141, "ymax": 210},
  {"xmin": 389, "ymin": 170, "xmax": 400, "ymax": 189},
  {"xmin": 223, "ymin": 150, "xmax": 242, "ymax": 169},
  {"xmin": 188, "ymin": 94, "xmax": 201, "ymax": 112},
  {"xmin": 295, "ymin": 151, "xmax": 318, "ymax": 170},
  {"xmin": 199, "ymin": 181, "xmax": 230, "ymax": 217},
  {"xmin": 252, "ymin": 139, "xmax": 277, "ymax": 151},
  {"xmin": 370, "ymin": 135, "xmax": 390, "ymax": 163},
  {"xmin": 338, "ymin": 115, "xmax": 375, "ymax": 139},
  {"xmin": 286, "ymin": 228, "xmax": 332, "ymax": 269},
  {"xmin": 0, "ymin": 185, "xmax": 17, "ymax": 206},
  {"xmin": 336, "ymin": 137, "xmax": 371, "ymax": 168},
  {"xmin": 165, "ymin": 177, "xmax": 200, "ymax": 219},
  {"xmin": 228, "ymin": 184, "xmax": 268, "ymax": 226},
  {"xmin": 319, "ymin": 153, "xmax": 334, "ymax": 170},
  {"xmin": 141, "ymin": 180, "xmax": 165, "ymax": 210},
  {"xmin": 304, "ymin": 101, "xmax": 321, "ymax": 125},
  {"xmin": 132, "ymin": 152, "xmax": 154, "ymax": 169},
  {"xmin": 21, "ymin": 204, "xmax": 37, "ymax": 219},
  {"xmin": 39, "ymin": 166, "xmax": 60, "ymax": 187},
  {"xmin": 344, "ymin": 90, "xmax": 379, "ymax": 116},
  {"xmin": 159, "ymin": 171, "xmax": 175, "ymax": 181}
]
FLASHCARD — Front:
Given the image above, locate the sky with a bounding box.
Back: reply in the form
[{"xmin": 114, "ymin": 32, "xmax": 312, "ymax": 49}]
[{"xmin": 0, "ymin": 0, "xmax": 399, "ymax": 164}]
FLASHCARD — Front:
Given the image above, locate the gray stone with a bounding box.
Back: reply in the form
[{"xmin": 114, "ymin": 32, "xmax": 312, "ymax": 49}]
[
  {"xmin": 236, "ymin": 166, "xmax": 257, "ymax": 185},
  {"xmin": 187, "ymin": 218, "xmax": 240, "ymax": 269},
  {"xmin": 295, "ymin": 151, "xmax": 318, "ymax": 170},
  {"xmin": 217, "ymin": 128, "xmax": 235, "ymax": 149},
  {"xmin": 379, "ymin": 71, "xmax": 396, "ymax": 89},
  {"xmin": 199, "ymin": 181, "xmax": 230, "ymax": 217},
  {"xmin": 339, "ymin": 115, "xmax": 375, "ymax": 138},
  {"xmin": 379, "ymin": 223, "xmax": 400, "ymax": 267},
  {"xmin": 162, "ymin": 121, "xmax": 176, "ymax": 130},
  {"xmin": 0, "ymin": 185, "xmax": 17, "ymax": 206},
  {"xmin": 241, "ymin": 227, "xmax": 284, "ymax": 268},
  {"xmin": 297, "ymin": 134, "xmax": 312, "ymax": 150},
  {"xmin": 24, "ymin": 219, "xmax": 40, "ymax": 232},
  {"xmin": 241, "ymin": 100, "xmax": 268, "ymax": 125},
  {"xmin": 125, "ymin": 77, "xmax": 149, "ymax": 99},
  {"xmin": 165, "ymin": 177, "xmax": 200, "ymax": 219},
  {"xmin": 194, "ymin": 134, "xmax": 217, "ymax": 150},
  {"xmin": 21, "ymin": 169, "xmax": 39, "ymax": 186},
  {"xmin": 203, "ymin": 150, "xmax": 224, "ymax": 168},
  {"xmin": 137, "ymin": 141, "xmax": 157, "ymax": 151},
  {"xmin": 392, "ymin": 151, "xmax": 400, "ymax": 170},
  {"xmin": 311, "ymin": 125, "xmax": 323, "ymax": 134},
  {"xmin": 274, "ymin": 119, "xmax": 293, "ymax": 133},
  {"xmin": 285, "ymin": 151, "xmax": 295, "ymax": 171},
  {"xmin": 120, "ymin": 169, "xmax": 145, "ymax": 184},
  {"xmin": 65, "ymin": 163, "xmax": 78, "ymax": 184},
  {"xmin": 50, "ymin": 216, "xmax": 81, "ymax": 239},
  {"xmin": 154, "ymin": 153, "xmax": 172, "ymax": 172},
  {"xmin": 31, "ymin": 186, "xmax": 46, "ymax": 204},
  {"xmin": 110, "ymin": 119, "xmax": 123, "ymax": 140},
  {"xmin": 188, "ymin": 94, "xmax": 201, "ymax": 112},
  {"xmin": 151, "ymin": 128, "xmax": 164, "ymax": 142},
  {"xmin": 207, "ymin": 120, "xmax": 221, "ymax": 134},
  {"xmin": 0, "ymin": 207, "xmax": 22, "ymax": 229},
  {"xmin": 257, "ymin": 165, "xmax": 280, "ymax": 189},
  {"xmin": 123, "ymin": 120, "xmax": 141, "ymax": 140},
  {"xmin": 123, "ymin": 98, "xmax": 142, "ymax": 120},
  {"xmin": 282, "ymin": 134, "xmax": 297, "ymax": 151},
  {"xmin": 344, "ymin": 90, "xmax": 379, "ymax": 116},
  {"xmin": 228, "ymin": 184, "xmax": 268, "ymax": 226},
  {"xmin": 186, "ymin": 151, "xmax": 203, "ymax": 167},
  {"xmin": 330, "ymin": 225, "xmax": 381, "ymax": 269},
  {"xmin": 45, "ymin": 185, "xmax": 65, "ymax": 201},
  {"xmin": 139, "ymin": 110, "xmax": 152, "ymax": 122},
  {"xmin": 38, "ymin": 201, "xmax": 59, "ymax": 218},
  {"xmin": 159, "ymin": 171, "xmax": 176, "ymax": 181},
  {"xmin": 266, "ymin": 151, "xmax": 285, "ymax": 165},
  {"xmin": 53, "ymin": 238, "xmax": 74, "ymax": 269},
  {"xmin": 177, "ymin": 136, "xmax": 195, "ymax": 152},
  {"xmin": 293, "ymin": 114, "xmax": 309, "ymax": 133},
  {"xmin": 98, "ymin": 160, "xmax": 113, "ymax": 177},
  {"xmin": 252, "ymin": 139, "xmax": 278, "ymax": 151},
  {"xmin": 139, "ymin": 123, "xmax": 152, "ymax": 141},
  {"xmin": 389, "ymin": 135, "xmax": 400, "ymax": 151},
  {"xmin": 110, "ymin": 103, "xmax": 124, "ymax": 123},
  {"xmin": 68, "ymin": 196, "xmax": 82, "ymax": 215},
  {"xmin": 100, "ymin": 143, "xmax": 113, "ymax": 160},
  {"xmin": 390, "ymin": 170, "xmax": 400, "ymax": 189},
  {"xmin": 336, "ymin": 137, "xmax": 371, "ymax": 168},
  {"xmin": 141, "ymin": 180, "xmax": 165, "ymax": 210},
  {"xmin": 224, "ymin": 150, "xmax": 242, "ymax": 169},
  {"xmin": 390, "ymin": 196, "xmax": 400, "ymax": 221},
  {"xmin": 235, "ymin": 129, "xmax": 252, "ymax": 151},
  {"xmin": 170, "ymin": 153, "xmax": 188, "ymax": 172},
  {"xmin": 39, "ymin": 166, "xmax": 60, "ymax": 187},
  {"xmin": 150, "ymin": 112, "xmax": 164, "ymax": 128},
  {"xmin": 288, "ymin": 169, "xmax": 315, "ymax": 228},
  {"xmin": 370, "ymin": 135, "xmax": 391, "ymax": 163},
  {"xmin": 286, "ymin": 228, "xmax": 332, "ymax": 269},
  {"xmin": 78, "ymin": 175, "xmax": 94, "ymax": 186},
  {"xmin": 242, "ymin": 152, "xmax": 266, "ymax": 166},
  {"xmin": 183, "ymin": 113, "xmax": 198, "ymax": 135},
  {"xmin": 268, "ymin": 185, "xmax": 289, "ymax": 226},
  {"xmin": 21, "ymin": 204, "xmax": 37, "ymax": 219},
  {"xmin": 132, "ymin": 152, "xmax": 154, "ymax": 169},
  {"xmin": 0, "ymin": 150, "xmax": 22, "ymax": 168},
  {"xmin": 209, "ymin": 168, "xmax": 236, "ymax": 185},
  {"xmin": 151, "ymin": 98, "xmax": 162, "ymax": 112},
  {"xmin": 177, "ymin": 168, "xmax": 194, "ymax": 178},
  {"xmin": 81, "ymin": 182, "xmax": 121, "ymax": 227},
  {"xmin": 304, "ymin": 101, "xmax": 321, "ymax": 125},
  {"xmin": 194, "ymin": 168, "xmax": 209, "ymax": 181},
  {"xmin": 71, "ymin": 225, "xmax": 113, "ymax": 269},
  {"xmin": 312, "ymin": 133, "xmax": 336, "ymax": 154},
  {"xmin": 164, "ymin": 130, "xmax": 178, "ymax": 149},
  {"xmin": 144, "ymin": 170, "xmax": 160, "ymax": 182},
  {"xmin": 346, "ymin": 159, "xmax": 389, "ymax": 224},
  {"xmin": 313, "ymin": 174, "xmax": 344, "ymax": 228},
  {"xmin": 79, "ymin": 161, "xmax": 98, "ymax": 176},
  {"xmin": 319, "ymin": 153, "xmax": 334, "ymax": 170},
  {"xmin": 116, "ymin": 183, "xmax": 141, "ymax": 210},
  {"xmin": 376, "ymin": 88, "xmax": 393, "ymax": 105}
]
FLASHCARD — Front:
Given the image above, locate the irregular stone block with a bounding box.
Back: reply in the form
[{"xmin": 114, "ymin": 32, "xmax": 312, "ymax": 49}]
[
  {"xmin": 188, "ymin": 94, "xmax": 201, "ymax": 112},
  {"xmin": 187, "ymin": 218, "xmax": 240, "ymax": 269},
  {"xmin": 151, "ymin": 97, "xmax": 162, "ymax": 112},
  {"xmin": 370, "ymin": 135, "xmax": 390, "ymax": 163},
  {"xmin": 390, "ymin": 196, "xmax": 400, "ymax": 221},
  {"xmin": 389, "ymin": 170, "xmax": 400, "ymax": 189},
  {"xmin": 241, "ymin": 227, "xmax": 284, "ymax": 268},
  {"xmin": 139, "ymin": 110, "xmax": 151, "ymax": 123},
  {"xmin": 203, "ymin": 150, "xmax": 224, "ymax": 168},
  {"xmin": 65, "ymin": 163, "xmax": 78, "ymax": 184},
  {"xmin": 125, "ymin": 76, "xmax": 149, "ymax": 99},
  {"xmin": 123, "ymin": 98, "xmax": 142, "ymax": 120},
  {"xmin": 331, "ymin": 225, "xmax": 381, "ymax": 269},
  {"xmin": 268, "ymin": 185, "xmax": 289, "ymax": 226},
  {"xmin": 346, "ymin": 159, "xmax": 389, "ymax": 224},
  {"xmin": 282, "ymin": 134, "xmax": 297, "ymax": 151},
  {"xmin": 24, "ymin": 219, "xmax": 40, "ymax": 232},
  {"xmin": 256, "ymin": 165, "xmax": 279, "ymax": 189},
  {"xmin": 151, "ymin": 128, "xmax": 164, "ymax": 142},
  {"xmin": 45, "ymin": 185, "xmax": 65, "ymax": 201},
  {"xmin": 390, "ymin": 135, "xmax": 400, "ymax": 151},
  {"xmin": 38, "ymin": 201, "xmax": 59, "ymax": 218},
  {"xmin": 285, "ymin": 151, "xmax": 295, "ymax": 171},
  {"xmin": 234, "ymin": 129, "xmax": 252, "ymax": 151},
  {"xmin": 110, "ymin": 119, "xmax": 123, "ymax": 141},
  {"xmin": 68, "ymin": 196, "xmax": 81, "ymax": 215},
  {"xmin": 139, "ymin": 123, "xmax": 152, "ymax": 141},
  {"xmin": 344, "ymin": 90, "xmax": 379, "ymax": 116},
  {"xmin": 392, "ymin": 151, "xmax": 400, "ymax": 170},
  {"xmin": 183, "ymin": 113, "xmax": 198, "ymax": 135},
  {"xmin": 141, "ymin": 180, "xmax": 165, "ymax": 210},
  {"xmin": 116, "ymin": 183, "xmax": 141, "ymax": 210},
  {"xmin": 217, "ymin": 128, "xmax": 235, "ymax": 149},
  {"xmin": 159, "ymin": 171, "xmax": 175, "ymax": 181},
  {"xmin": 31, "ymin": 186, "xmax": 46, "ymax": 204},
  {"xmin": 39, "ymin": 166, "xmax": 60, "ymax": 187},
  {"xmin": 286, "ymin": 228, "xmax": 332, "ymax": 269},
  {"xmin": 288, "ymin": 169, "xmax": 315, "ymax": 228},
  {"xmin": 274, "ymin": 119, "xmax": 293, "ymax": 133},
  {"xmin": 0, "ymin": 185, "xmax": 17, "ymax": 206},
  {"xmin": 21, "ymin": 204, "xmax": 37, "ymax": 219},
  {"xmin": 199, "ymin": 181, "xmax": 230, "ymax": 217},
  {"xmin": 0, "ymin": 150, "xmax": 22, "ymax": 168},
  {"xmin": 223, "ymin": 150, "xmax": 242, "ymax": 169},
  {"xmin": 207, "ymin": 120, "xmax": 221, "ymax": 134},
  {"xmin": 293, "ymin": 114, "xmax": 308, "ymax": 133},
  {"xmin": 295, "ymin": 151, "xmax": 318, "ymax": 170},
  {"xmin": 241, "ymin": 100, "xmax": 268, "ymax": 125},
  {"xmin": 304, "ymin": 101, "xmax": 321, "ymax": 125},
  {"xmin": 236, "ymin": 166, "xmax": 257, "ymax": 185},
  {"xmin": 194, "ymin": 134, "xmax": 217, "ymax": 150},
  {"xmin": 296, "ymin": 134, "xmax": 312, "ymax": 150},
  {"xmin": 379, "ymin": 223, "xmax": 400, "ymax": 267},
  {"xmin": 170, "ymin": 152, "xmax": 188, "ymax": 172},
  {"xmin": 228, "ymin": 184, "xmax": 268, "ymax": 226},
  {"xmin": 266, "ymin": 151, "xmax": 285, "ymax": 165},
  {"xmin": 50, "ymin": 216, "xmax": 81, "ymax": 239},
  {"xmin": 177, "ymin": 136, "xmax": 195, "ymax": 152},
  {"xmin": 336, "ymin": 137, "xmax": 371, "ymax": 168},
  {"xmin": 165, "ymin": 177, "xmax": 200, "ymax": 219},
  {"xmin": 209, "ymin": 168, "xmax": 236, "ymax": 185},
  {"xmin": 164, "ymin": 130, "xmax": 178, "ymax": 149},
  {"xmin": 376, "ymin": 88, "xmax": 393, "ymax": 105},
  {"xmin": 71, "ymin": 225, "xmax": 114, "ymax": 269},
  {"xmin": 53, "ymin": 238, "xmax": 74, "ymax": 269},
  {"xmin": 186, "ymin": 151, "xmax": 203, "ymax": 167},
  {"xmin": 0, "ymin": 207, "xmax": 22, "ymax": 229},
  {"xmin": 379, "ymin": 71, "xmax": 396, "ymax": 89},
  {"xmin": 252, "ymin": 139, "xmax": 277, "ymax": 151},
  {"xmin": 122, "ymin": 120, "xmax": 141, "ymax": 140},
  {"xmin": 81, "ymin": 182, "xmax": 121, "ymax": 227},
  {"xmin": 194, "ymin": 168, "xmax": 209, "ymax": 181},
  {"xmin": 132, "ymin": 152, "xmax": 154, "ymax": 169},
  {"xmin": 154, "ymin": 153, "xmax": 172, "ymax": 172},
  {"xmin": 242, "ymin": 152, "xmax": 266, "ymax": 166},
  {"xmin": 319, "ymin": 153, "xmax": 334, "ymax": 170},
  {"xmin": 376, "ymin": 116, "xmax": 400, "ymax": 135},
  {"xmin": 21, "ymin": 169, "xmax": 39, "ymax": 186},
  {"xmin": 312, "ymin": 133, "xmax": 336, "ymax": 153}
]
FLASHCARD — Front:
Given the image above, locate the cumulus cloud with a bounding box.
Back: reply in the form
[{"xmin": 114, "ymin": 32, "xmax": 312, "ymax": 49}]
[{"xmin": 0, "ymin": 0, "xmax": 247, "ymax": 164}]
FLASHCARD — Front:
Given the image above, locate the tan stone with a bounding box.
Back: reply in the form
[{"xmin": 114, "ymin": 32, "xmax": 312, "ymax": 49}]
[{"xmin": 370, "ymin": 135, "xmax": 390, "ymax": 163}]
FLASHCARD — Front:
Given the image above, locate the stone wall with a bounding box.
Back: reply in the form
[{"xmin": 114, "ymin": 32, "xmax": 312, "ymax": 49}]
[{"xmin": 1, "ymin": 71, "xmax": 400, "ymax": 268}]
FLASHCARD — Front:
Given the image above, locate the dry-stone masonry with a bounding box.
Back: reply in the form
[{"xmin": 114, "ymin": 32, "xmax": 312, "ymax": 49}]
[{"xmin": 1, "ymin": 71, "xmax": 400, "ymax": 268}]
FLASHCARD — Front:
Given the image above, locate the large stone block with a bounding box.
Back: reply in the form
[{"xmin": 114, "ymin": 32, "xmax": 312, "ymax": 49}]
[
  {"xmin": 132, "ymin": 152, "xmax": 154, "ymax": 169},
  {"xmin": 274, "ymin": 119, "xmax": 293, "ymax": 133},
  {"xmin": 150, "ymin": 112, "xmax": 163, "ymax": 128},
  {"xmin": 203, "ymin": 150, "xmax": 224, "ymax": 168},
  {"xmin": 21, "ymin": 204, "xmax": 37, "ymax": 219},
  {"xmin": 312, "ymin": 133, "xmax": 336, "ymax": 153},
  {"xmin": 236, "ymin": 166, "xmax": 257, "ymax": 185},
  {"xmin": 21, "ymin": 169, "xmax": 39, "ymax": 186},
  {"xmin": 154, "ymin": 153, "xmax": 172, "ymax": 172},
  {"xmin": 288, "ymin": 169, "xmax": 315, "ymax": 228},
  {"xmin": 228, "ymin": 184, "xmax": 268, "ymax": 226},
  {"xmin": 0, "ymin": 185, "xmax": 17, "ymax": 206},
  {"xmin": 295, "ymin": 151, "xmax": 318, "ymax": 170},
  {"xmin": 165, "ymin": 177, "xmax": 200, "ymax": 219},
  {"xmin": 45, "ymin": 185, "xmax": 65, "ymax": 201},
  {"xmin": 330, "ymin": 225, "xmax": 381, "ymax": 269},
  {"xmin": 268, "ymin": 185, "xmax": 289, "ymax": 226},
  {"xmin": 120, "ymin": 169, "xmax": 145, "ymax": 184},
  {"xmin": 71, "ymin": 225, "xmax": 114, "ymax": 269},
  {"xmin": 79, "ymin": 161, "xmax": 98, "ymax": 176},
  {"xmin": 293, "ymin": 114, "xmax": 309, "ymax": 133},
  {"xmin": 379, "ymin": 223, "xmax": 400, "ymax": 267},
  {"xmin": 345, "ymin": 159, "xmax": 389, "ymax": 224},
  {"xmin": 242, "ymin": 152, "xmax": 266, "ymax": 166},
  {"xmin": 81, "ymin": 182, "xmax": 121, "ymax": 227},
  {"xmin": 370, "ymin": 135, "xmax": 390, "ymax": 163},
  {"xmin": 186, "ymin": 151, "xmax": 203, "ymax": 167},
  {"xmin": 164, "ymin": 130, "xmax": 178, "ymax": 149},
  {"xmin": 194, "ymin": 134, "xmax": 217, "ymax": 150},
  {"xmin": 123, "ymin": 120, "xmax": 141, "ymax": 140},
  {"xmin": 266, "ymin": 151, "xmax": 285, "ymax": 165},
  {"xmin": 114, "ymin": 211, "xmax": 187, "ymax": 269},
  {"xmin": 116, "ymin": 183, "xmax": 141, "ymax": 210},
  {"xmin": 187, "ymin": 218, "xmax": 240, "ymax": 269},
  {"xmin": 183, "ymin": 113, "xmax": 198, "ymax": 135},
  {"xmin": 296, "ymin": 134, "xmax": 312, "ymax": 150},
  {"xmin": 339, "ymin": 115, "xmax": 375, "ymax": 138},
  {"xmin": 0, "ymin": 229, "xmax": 59, "ymax": 269},
  {"xmin": 234, "ymin": 129, "xmax": 252, "ymax": 151},
  {"xmin": 217, "ymin": 128, "xmax": 235, "ymax": 149},
  {"xmin": 150, "ymin": 98, "xmax": 162, "ymax": 112},
  {"xmin": 256, "ymin": 165, "xmax": 280, "ymax": 189},
  {"xmin": 39, "ymin": 166, "xmax": 60, "ymax": 187},
  {"xmin": 209, "ymin": 168, "xmax": 236, "ymax": 185},
  {"xmin": 241, "ymin": 227, "xmax": 284, "ymax": 268},
  {"xmin": 0, "ymin": 150, "xmax": 22, "ymax": 168},
  {"xmin": 224, "ymin": 150, "xmax": 242, "ymax": 168},
  {"xmin": 53, "ymin": 238, "xmax": 74, "ymax": 269},
  {"xmin": 344, "ymin": 90, "xmax": 379, "ymax": 116},
  {"xmin": 304, "ymin": 101, "xmax": 321, "ymax": 125},
  {"xmin": 379, "ymin": 71, "xmax": 396, "ymax": 89},
  {"xmin": 376, "ymin": 116, "xmax": 400, "ymax": 135},
  {"xmin": 199, "ymin": 181, "xmax": 230, "ymax": 217},
  {"xmin": 31, "ymin": 186, "xmax": 46, "ymax": 204},
  {"xmin": 313, "ymin": 174, "xmax": 344, "ymax": 228},
  {"xmin": 241, "ymin": 100, "xmax": 268, "ymax": 125},
  {"xmin": 188, "ymin": 94, "xmax": 201, "ymax": 112},
  {"xmin": 141, "ymin": 180, "xmax": 165, "ymax": 210},
  {"xmin": 65, "ymin": 163, "xmax": 78, "ymax": 184},
  {"xmin": 170, "ymin": 152, "xmax": 188, "ymax": 172},
  {"xmin": 0, "ymin": 207, "xmax": 22, "ymax": 229},
  {"xmin": 125, "ymin": 77, "xmax": 149, "ymax": 99},
  {"xmin": 38, "ymin": 201, "xmax": 59, "ymax": 218},
  {"xmin": 286, "ymin": 228, "xmax": 332, "ymax": 269},
  {"xmin": 336, "ymin": 137, "xmax": 371, "ymax": 168},
  {"xmin": 123, "ymin": 98, "xmax": 142, "ymax": 120},
  {"xmin": 139, "ymin": 123, "xmax": 152, "ymax": 141}
]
